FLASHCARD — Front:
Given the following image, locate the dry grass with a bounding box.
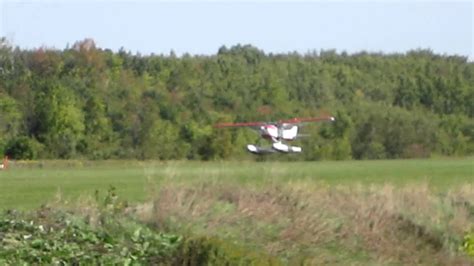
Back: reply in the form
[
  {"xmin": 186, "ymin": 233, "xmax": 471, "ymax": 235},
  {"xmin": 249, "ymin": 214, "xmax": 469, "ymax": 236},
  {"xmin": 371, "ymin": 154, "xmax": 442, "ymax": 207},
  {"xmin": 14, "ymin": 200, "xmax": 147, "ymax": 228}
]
[{"xmin": 130, "ymin": 181, "xmax": 474, "ymax": 265}]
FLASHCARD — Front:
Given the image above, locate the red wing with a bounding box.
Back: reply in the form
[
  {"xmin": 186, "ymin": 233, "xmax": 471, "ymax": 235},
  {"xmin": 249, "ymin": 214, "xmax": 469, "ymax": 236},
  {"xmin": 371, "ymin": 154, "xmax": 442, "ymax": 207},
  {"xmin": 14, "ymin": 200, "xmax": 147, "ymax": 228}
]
[
  {"xmin": 279, "ymin": 116, "xmax": 335, "ymax": 124},
  {"xmin": 214, "ymin": 121, "xmax": 267, "ymax": 128},
  {"xmin": 215, "ymin": 116, "xmax": 334, "ymax": 128}
]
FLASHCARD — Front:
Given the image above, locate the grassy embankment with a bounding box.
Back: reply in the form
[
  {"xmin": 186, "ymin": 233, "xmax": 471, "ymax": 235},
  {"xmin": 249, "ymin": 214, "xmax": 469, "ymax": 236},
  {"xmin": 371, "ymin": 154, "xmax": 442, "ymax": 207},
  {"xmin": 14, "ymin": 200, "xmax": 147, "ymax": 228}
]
[{"xmin": 0, "ymin": 158, "xmax": 473, "ymax": 264}]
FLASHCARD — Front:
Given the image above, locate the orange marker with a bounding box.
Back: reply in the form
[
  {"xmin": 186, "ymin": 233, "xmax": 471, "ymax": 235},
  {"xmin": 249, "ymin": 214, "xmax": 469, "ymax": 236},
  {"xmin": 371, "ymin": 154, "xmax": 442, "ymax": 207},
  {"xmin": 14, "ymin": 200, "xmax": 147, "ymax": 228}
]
[{"xmin": 0, "ymin": 156, "xmax": 7, "ymax": 170}]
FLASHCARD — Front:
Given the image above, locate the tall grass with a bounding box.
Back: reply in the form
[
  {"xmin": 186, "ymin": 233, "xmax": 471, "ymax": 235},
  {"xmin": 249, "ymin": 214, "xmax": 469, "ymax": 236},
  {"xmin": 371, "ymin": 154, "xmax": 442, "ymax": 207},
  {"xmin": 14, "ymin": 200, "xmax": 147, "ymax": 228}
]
[{"xmin": 131, "ymin": 180, "xmax": 474, "ymax": 265}]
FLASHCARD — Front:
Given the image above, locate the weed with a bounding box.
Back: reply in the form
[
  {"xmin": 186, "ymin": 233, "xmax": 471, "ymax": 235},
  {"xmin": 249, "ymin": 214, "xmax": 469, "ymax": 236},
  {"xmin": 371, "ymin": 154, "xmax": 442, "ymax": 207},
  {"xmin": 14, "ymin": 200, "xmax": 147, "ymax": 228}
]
[{"xmin": 464, "ymin": 231, "xmax": 474, "ymax": 257}]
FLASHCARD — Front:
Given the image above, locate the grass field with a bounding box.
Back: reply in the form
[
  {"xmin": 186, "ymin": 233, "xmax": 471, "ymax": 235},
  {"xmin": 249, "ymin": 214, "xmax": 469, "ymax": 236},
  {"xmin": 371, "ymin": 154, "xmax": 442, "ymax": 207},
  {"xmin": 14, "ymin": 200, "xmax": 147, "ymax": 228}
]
[
  {"xmin": 0, "ymin": 158, "xmax": 472, "ymax": 210},
  {"xmin": 0, "ymin": 158, "xmax": 473, "ymax": 264}
]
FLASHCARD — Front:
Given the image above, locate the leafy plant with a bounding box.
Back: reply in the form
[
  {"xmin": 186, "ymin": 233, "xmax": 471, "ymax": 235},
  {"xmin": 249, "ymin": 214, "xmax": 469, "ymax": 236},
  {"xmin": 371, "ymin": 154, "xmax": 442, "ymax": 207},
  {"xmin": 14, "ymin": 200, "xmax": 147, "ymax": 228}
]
[
  {"xmin": 0, "ymin": 209, "xmax": 184, "ymax": 264},
  {"xmin": 463, "ymin": 231, "xmax": 474, "ymax": 257},
  {"xmin": 0, "ymin": 187, "xmax": 280, "ymax": 264},
  {"xmin": 4, "ymin": 136, "xmax": 40, "ymax": 160}
]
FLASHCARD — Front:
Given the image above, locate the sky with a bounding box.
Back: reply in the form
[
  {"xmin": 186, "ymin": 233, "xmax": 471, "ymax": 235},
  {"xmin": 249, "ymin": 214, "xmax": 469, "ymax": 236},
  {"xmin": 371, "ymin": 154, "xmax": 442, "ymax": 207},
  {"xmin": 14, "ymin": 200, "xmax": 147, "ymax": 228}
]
[{"xmin": 0, "ymin": 0, "xmax": 473, "ymax": 58}]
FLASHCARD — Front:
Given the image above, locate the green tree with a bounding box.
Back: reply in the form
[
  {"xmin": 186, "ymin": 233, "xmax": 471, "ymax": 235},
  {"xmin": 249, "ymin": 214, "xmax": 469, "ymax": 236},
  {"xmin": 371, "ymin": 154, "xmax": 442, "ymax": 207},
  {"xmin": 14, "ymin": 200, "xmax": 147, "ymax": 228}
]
[
  {"xmin": 34, "ymin": 82, "xmax": 85, "ymax": 158},
  {"xmin": 0, "ymin": 94, "xmax": 22, "ymax": 142},
  {"xmin": 5, "ymin": 136, "xmax": 41, "ymax": 160},
  {"xmin": 140, "ymin": 119, "xmax": 189, "ymax": 160},
  {"xmin": 0, "ymin": 39, "xmax": 473, "ymax": 160}
]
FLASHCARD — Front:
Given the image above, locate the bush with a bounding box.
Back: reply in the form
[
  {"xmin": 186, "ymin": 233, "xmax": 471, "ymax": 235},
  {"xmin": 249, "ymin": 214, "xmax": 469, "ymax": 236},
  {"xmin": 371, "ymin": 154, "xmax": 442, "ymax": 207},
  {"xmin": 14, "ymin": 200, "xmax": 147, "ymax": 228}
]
[
  {"xmin": 4, "ymin": 137, "xmax": 41, "ymax": 160},
  {"xmin": 176, "ymin": 236, "xmax": 280, "ymax": 265},
  {"xmin": 463, "ymin": 231, "xmax": 474, "ymax": 257},
  {"xmin": 0, "ymin": 208, "xmax": 279, "ymax": 265},
  {"xmin": 0, "ymin": 209, "xmax": 183, "ymax": 265}
]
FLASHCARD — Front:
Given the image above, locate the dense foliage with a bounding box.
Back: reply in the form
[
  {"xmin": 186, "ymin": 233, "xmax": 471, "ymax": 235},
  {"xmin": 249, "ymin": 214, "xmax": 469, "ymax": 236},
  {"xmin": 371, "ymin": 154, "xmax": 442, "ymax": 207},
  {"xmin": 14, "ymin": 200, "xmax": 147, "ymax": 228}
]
[
  {"xmin": 0, "ymin": 211, "xmax": 181, "ymax": 264},
  {"xmin": 465, "ymin": 231, "xmax": 474, "ymax": 258},
  {"xmin": 0, "ymin": 187, "xmax": 278, "ymax": 265},
  {"xmin": 1, "ymin": 38, "xmax": 473, "ymax": 160}
]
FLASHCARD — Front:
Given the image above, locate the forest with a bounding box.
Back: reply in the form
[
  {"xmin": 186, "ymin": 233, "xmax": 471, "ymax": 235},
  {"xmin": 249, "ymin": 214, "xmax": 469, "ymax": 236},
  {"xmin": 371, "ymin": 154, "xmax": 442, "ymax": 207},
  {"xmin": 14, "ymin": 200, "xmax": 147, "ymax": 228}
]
[{"xmin": 0, "ymin": 38, "xmax": 473, "ymax": 160}]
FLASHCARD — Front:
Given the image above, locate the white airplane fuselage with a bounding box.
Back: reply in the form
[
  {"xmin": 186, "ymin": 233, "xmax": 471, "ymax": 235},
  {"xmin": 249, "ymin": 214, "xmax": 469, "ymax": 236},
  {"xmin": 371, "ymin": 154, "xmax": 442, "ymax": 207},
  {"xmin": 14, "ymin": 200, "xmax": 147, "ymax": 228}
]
[
  {"xmin": 260, "ymin": 124, "xmax": 298, "ymax": 141},
  {"xmin": 247, "ymin": 124, "xmax": 302, "ymax": 154}
]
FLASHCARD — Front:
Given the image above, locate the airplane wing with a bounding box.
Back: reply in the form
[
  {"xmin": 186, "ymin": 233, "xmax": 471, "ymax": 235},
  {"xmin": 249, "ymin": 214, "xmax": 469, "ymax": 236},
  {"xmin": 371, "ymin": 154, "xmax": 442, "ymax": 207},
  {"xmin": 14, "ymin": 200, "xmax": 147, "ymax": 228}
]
[
  {"xmin": 214, "ymin": 116, "xmax": 335, "ymax": 128},
  {"xmin": 214, "ymin": 121, "xmax": 267, "ymax": 128},
  {"xmin": 278, "ymin": 116, "xmax": 335, "ymax": 125}
]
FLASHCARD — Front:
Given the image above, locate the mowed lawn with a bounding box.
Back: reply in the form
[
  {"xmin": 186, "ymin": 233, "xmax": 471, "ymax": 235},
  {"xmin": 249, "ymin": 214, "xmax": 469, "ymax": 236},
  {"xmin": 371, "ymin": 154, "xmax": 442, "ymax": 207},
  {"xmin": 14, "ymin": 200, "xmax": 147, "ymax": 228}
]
[{"xmin": 0, "ymin": 158, "xmax": 472, "ymax": 210}]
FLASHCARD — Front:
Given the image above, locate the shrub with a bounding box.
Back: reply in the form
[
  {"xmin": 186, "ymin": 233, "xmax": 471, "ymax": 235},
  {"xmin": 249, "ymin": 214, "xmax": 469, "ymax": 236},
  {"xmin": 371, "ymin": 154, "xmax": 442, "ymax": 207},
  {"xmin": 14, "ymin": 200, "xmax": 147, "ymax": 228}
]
[
  {"xmin": 176, "ymin": 236, "xmax": 280, "ymax": 265},
  {"xmin": 0, "ymin": 209, "xmax": 279, "ymax": 265},
  {"xmin": 463, "ymin": 231, "xmax": 474, "ymax": 257},
  {"xmin": 4, "ymin": 136, "xmax": 41, "ymax": 160}
]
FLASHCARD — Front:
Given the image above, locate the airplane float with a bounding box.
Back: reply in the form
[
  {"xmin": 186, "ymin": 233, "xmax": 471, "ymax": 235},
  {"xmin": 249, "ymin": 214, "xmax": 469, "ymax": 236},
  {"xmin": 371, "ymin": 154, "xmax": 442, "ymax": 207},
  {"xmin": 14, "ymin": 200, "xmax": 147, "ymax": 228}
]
[{"xmin": 215, "ymin": 116, "xmax": 335, "ymax": 154}]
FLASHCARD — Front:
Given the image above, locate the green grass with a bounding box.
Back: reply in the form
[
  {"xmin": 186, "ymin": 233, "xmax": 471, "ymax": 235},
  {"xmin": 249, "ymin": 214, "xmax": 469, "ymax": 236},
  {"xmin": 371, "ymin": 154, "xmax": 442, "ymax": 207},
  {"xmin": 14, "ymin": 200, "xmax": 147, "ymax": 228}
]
[{"xmin": 0, "ymin": 158, "xmax": 472, "ymax": 210}]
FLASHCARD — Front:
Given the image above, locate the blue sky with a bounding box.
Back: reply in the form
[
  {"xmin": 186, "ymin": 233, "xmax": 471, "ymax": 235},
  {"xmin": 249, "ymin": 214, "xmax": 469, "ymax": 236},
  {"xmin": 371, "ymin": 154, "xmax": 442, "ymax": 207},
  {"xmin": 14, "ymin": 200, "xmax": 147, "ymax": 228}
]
[{"xmin": 1, "ymin": 1, "xmax": 473, "ymax": 58}]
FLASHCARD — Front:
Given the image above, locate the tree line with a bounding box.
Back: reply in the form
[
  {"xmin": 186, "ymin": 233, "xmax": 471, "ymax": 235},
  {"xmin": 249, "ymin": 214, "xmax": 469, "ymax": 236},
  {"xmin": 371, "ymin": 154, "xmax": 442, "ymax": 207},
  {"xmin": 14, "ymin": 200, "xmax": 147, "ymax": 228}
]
[{"xmin": 0, "ymin": 38, "xmax": 473, "ymax": 160}]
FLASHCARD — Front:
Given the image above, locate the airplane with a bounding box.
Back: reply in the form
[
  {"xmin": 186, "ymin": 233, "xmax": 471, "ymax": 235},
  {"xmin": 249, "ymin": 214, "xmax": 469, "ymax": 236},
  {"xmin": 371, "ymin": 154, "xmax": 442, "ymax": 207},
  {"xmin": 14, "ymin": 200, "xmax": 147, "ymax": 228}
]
[{"xmin": 214, "ymin": 116, "xmax": 335, "ymax": 154}]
